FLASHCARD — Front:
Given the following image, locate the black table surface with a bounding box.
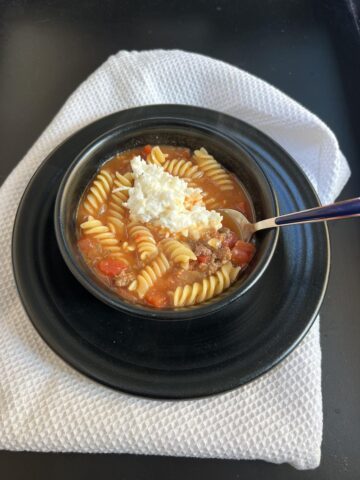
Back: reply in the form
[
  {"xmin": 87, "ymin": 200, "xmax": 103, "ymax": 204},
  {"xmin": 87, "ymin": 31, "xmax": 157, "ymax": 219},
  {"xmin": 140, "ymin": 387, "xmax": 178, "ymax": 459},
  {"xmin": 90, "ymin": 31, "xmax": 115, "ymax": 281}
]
[{"xmin": 0, "ymin": 0, "xmax": 359, "ymax": 478}]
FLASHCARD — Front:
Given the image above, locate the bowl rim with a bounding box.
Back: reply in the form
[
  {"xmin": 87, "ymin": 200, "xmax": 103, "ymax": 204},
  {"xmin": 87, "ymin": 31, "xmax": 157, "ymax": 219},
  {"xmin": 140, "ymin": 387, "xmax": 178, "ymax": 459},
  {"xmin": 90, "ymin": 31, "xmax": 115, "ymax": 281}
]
[{"xmin": 54, "ymin": 118, "xmax": 279, "ymax": 320}]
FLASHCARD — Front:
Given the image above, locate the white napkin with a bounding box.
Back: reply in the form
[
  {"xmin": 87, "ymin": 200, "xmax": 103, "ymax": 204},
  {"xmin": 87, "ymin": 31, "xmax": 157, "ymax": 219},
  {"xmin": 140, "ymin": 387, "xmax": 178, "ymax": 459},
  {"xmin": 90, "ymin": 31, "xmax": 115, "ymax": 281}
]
[{"xmin": 0, "ymin": 50, "xmax": 350, "ymax": 469}]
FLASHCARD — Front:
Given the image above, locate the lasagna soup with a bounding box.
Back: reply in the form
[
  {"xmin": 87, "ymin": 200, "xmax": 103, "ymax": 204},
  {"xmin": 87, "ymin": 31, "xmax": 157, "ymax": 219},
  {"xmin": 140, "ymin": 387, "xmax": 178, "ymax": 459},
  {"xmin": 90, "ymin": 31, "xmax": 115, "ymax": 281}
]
[{"xmin": 76, "ymin": 145, "xmax": 256, "ymax": 308}]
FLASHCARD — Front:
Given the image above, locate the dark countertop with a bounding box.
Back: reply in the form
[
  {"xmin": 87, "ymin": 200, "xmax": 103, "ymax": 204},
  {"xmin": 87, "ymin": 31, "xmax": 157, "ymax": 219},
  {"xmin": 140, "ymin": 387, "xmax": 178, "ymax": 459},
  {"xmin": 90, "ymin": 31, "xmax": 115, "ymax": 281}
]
[{"xmin": 0, "ymin": 0, "xmax": 359, "ymax": 478}]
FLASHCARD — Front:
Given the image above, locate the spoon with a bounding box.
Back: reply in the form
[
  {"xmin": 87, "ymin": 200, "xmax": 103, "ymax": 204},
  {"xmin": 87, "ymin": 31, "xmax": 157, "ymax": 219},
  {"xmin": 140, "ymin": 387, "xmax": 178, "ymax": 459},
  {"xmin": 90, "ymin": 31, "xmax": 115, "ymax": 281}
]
[{"xmin": 220, "ymin": 197, "xmax": 360, "ymax": 242}]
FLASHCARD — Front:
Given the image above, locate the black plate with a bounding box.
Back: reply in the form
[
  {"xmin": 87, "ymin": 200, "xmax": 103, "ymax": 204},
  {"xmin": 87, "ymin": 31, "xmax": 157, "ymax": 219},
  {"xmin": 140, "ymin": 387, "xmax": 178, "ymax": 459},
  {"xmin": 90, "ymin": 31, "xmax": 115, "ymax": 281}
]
[{"xmin": 12, "ymin": 105, "xmax": 330, "ymax": 399}]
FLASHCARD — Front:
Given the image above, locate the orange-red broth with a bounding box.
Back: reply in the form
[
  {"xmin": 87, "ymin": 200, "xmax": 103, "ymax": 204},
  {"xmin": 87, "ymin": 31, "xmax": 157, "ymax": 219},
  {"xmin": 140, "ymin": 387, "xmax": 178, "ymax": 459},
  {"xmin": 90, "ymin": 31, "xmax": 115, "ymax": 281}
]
[{"xmin": 76, "ymin": 145, "xmax": 256, "ymax": 308}]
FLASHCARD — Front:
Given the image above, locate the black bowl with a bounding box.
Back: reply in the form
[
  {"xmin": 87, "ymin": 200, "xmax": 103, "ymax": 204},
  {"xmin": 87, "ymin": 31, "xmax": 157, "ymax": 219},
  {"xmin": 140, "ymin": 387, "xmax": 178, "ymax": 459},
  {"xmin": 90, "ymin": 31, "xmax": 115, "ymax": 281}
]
[{"xmin": 54, "ymin": 118, "xmax": 279, "ymax": 320}]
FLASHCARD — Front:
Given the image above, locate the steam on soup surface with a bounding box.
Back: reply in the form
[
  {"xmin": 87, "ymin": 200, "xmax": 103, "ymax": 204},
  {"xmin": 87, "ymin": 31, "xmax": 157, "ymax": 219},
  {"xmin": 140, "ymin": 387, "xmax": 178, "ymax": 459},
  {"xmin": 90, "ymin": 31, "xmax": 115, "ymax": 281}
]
[{"xmin": 76, "ymin": 145, "xmax": 256, "ymax": 309}]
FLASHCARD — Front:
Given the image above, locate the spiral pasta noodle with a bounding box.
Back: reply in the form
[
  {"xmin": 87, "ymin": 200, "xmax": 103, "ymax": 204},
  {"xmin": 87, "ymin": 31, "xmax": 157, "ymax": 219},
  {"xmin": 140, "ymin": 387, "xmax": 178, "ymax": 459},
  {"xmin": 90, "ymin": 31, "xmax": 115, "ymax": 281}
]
[
  {"xmin": 107, "ymin": 251, "xmax": 130, "ymax": 266},
  {"xmin": 84, "ymin": 170, "xmax": 113, "ymax": 215},
  {"xmin": 162, "ymin": 158, "xmax": 203, "ymax": 181},
  {"xmin": 80, "ymin": 216, "xmax": 122, "ymax": 253},
  {"xmin": 173, "ymin": 262, "xmax": 240, "ymax": 306},
  {"xmin": 114, "ymin": 171, "xmax": 134, "ymax": 191},
  {"xmin": 107, "ymin": 172, "xmax": 134, "ymax": 235},
  {"xmin": 128, "ymin": 253, "xmax": 170, "ymax": 298},
  {"xmin": 194, "ymin": 148, "xmax": 234, "ymax": 191},
  {"xmin": 146, "ymin": 146, "xmax": 168, "ymax": 166},
  {"xmin": 160, "ymin": 238, "xmax": 197, "ymax": 269},
  {"xmin": 129, "ymin": 224, "xmax": 158, "ymax": 261}
]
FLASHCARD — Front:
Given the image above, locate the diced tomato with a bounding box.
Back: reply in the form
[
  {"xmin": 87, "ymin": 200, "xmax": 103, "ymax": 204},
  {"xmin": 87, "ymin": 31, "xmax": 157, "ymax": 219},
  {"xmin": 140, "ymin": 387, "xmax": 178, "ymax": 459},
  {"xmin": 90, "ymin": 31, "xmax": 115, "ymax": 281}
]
[
  {"xmin": 97, "ymin": 258, "xmax": 128, "ymax": 277},
  {"xmin": 222, "ymin": 230, "xmax": 238, "ymax": 249},
  {"xmin": 145, "ymin": 290, "xmax": 168, "ymax": 308},
  {"xmin": 143, "ymin": 144, "xmax": 152, "ymax": 155},
  {"xmin": 197, "ymin": 254, "xmax": 211, "ymax": 264},
  {"xmin": 231, "ymin": 240, "xmax": 256, "ymax": 267}
]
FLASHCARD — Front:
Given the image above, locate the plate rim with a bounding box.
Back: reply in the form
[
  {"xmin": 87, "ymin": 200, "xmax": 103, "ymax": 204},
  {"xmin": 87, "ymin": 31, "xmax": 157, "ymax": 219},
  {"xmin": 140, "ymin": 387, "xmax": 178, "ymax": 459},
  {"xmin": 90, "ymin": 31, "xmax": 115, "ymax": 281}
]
[{"xmin": 11, "ymin": 104, "xmax": 330, "ymax": 399}]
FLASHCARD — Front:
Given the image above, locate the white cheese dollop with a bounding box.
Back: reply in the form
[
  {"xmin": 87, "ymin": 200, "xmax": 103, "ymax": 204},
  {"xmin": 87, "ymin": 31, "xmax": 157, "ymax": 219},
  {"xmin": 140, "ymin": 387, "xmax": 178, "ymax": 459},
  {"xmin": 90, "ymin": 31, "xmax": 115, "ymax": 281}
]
[{"xmin": 124, "ymin": 156, "xmax": 222, "ymax": 236}]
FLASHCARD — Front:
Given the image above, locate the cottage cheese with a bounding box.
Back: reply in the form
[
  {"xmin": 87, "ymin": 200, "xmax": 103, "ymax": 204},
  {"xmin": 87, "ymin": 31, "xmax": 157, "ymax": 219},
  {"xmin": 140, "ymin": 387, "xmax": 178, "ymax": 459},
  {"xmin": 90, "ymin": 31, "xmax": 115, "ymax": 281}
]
[{"xmin": 124, "ymin": 156, "xmax": 222, "ymax": 236}]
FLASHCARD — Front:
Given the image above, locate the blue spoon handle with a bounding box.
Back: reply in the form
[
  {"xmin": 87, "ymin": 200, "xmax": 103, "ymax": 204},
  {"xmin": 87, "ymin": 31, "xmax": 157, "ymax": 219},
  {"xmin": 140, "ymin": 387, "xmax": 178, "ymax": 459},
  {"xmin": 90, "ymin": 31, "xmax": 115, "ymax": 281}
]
[{"xmin": 275, "ymin": 197, "xmax": 360, "ymax": 226}]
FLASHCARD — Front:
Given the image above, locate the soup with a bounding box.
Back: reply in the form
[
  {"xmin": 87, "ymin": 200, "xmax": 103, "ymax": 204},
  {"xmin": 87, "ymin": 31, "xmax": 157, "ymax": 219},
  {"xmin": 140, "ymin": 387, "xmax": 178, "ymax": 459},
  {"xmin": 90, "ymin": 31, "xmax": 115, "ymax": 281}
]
[{"xmin": 76, "ymin": 145, "xmax": 256, "ymax": 308}]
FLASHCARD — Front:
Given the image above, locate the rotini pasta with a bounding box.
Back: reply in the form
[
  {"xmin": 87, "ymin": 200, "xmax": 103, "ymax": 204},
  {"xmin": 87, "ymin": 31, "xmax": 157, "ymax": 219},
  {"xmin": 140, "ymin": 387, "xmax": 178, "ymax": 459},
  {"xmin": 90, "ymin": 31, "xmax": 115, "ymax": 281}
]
[
  {"xmin": 80, "ymin": 216, "xmax": 122, "ymax": 253},
  {"xmin": 114, "ymin": 171, "xmax": 134, "ymax": 192},
  {"xmin": 162, "ymin": 158, "xmax": 203, "ymax": 180},
  {"xmin": 129, "ymin": 224, "xmax": 158, "ymax": 261},
  {"xmin": 84, "ymin": 170, "xmax": 113, "ymax": 215},
  {"xmin": 107, "ymin": 172, "xmax": 134, "ymax": 235},
  {"xmin": 122, "ymin": 241, "xmax": 136, "ymax": 252},
  {"xmin": 107, "ymin": 251, "xmax": 130, "ymax": 266},
  {"xmin": 194, "ymin": 148, "xmax": 234, "ymax": 191},
  {"xmin": 77, "ymin": 144, "xmax": 256, "ymax": 308},
  {"xmin": 128, "ymin": 252, "xmax": 170, "ymax": 298},
  {"xmin": 173, "ymin": 262, "xmax": 240, "ymax": 307},
  {"xmin": 160, "ymin": 238, "xmax": 197, "ymax": 269},
  {"xmin": 146, "ymin": 146, "xmax": 168, "ymax": 166}
]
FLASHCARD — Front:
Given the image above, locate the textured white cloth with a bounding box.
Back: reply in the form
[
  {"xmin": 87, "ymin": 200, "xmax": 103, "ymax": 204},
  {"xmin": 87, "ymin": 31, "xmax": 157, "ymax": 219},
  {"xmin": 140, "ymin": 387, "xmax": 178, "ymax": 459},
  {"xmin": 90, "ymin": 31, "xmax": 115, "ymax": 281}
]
[{"xmin": 0, "ymin": 50, "xmax": 350, "ymax": 470}]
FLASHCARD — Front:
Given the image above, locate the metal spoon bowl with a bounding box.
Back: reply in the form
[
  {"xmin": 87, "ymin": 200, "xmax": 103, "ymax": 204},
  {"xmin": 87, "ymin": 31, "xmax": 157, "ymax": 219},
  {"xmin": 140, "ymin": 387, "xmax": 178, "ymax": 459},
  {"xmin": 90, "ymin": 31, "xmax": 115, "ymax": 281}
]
[{"xmin": 220, "ymin": 197, "xmax": 360, "ymax": 243}]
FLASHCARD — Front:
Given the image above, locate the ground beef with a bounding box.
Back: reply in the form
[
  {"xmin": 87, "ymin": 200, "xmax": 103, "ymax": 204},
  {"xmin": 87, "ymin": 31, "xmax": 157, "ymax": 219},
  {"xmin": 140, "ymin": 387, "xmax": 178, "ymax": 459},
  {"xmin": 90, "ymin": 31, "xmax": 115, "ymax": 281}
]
[
  {"xmin": 219, "ymin": 227, "xmax": 238, "ymax": 248},
  {"xmin": 194, "ymin": 243, "xmax": 212, "ymax": 257},
  {"xmin": 206, "ymin": 246, "xmax": 232, "ymax": 275},
  {"xmin": 192, "ymin": 240, "xmax": 232, "ymax": 275},
  {"xmin": 114, "ymin": 269, "xmax": 136, "ymax": 287},
  {"xmin": 200, "ymin": 228, "xmax": 220, "ymax": 242},
  {"xmin": 217, "ymin": 246, "xmax": 232, "ymax": 263}
]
